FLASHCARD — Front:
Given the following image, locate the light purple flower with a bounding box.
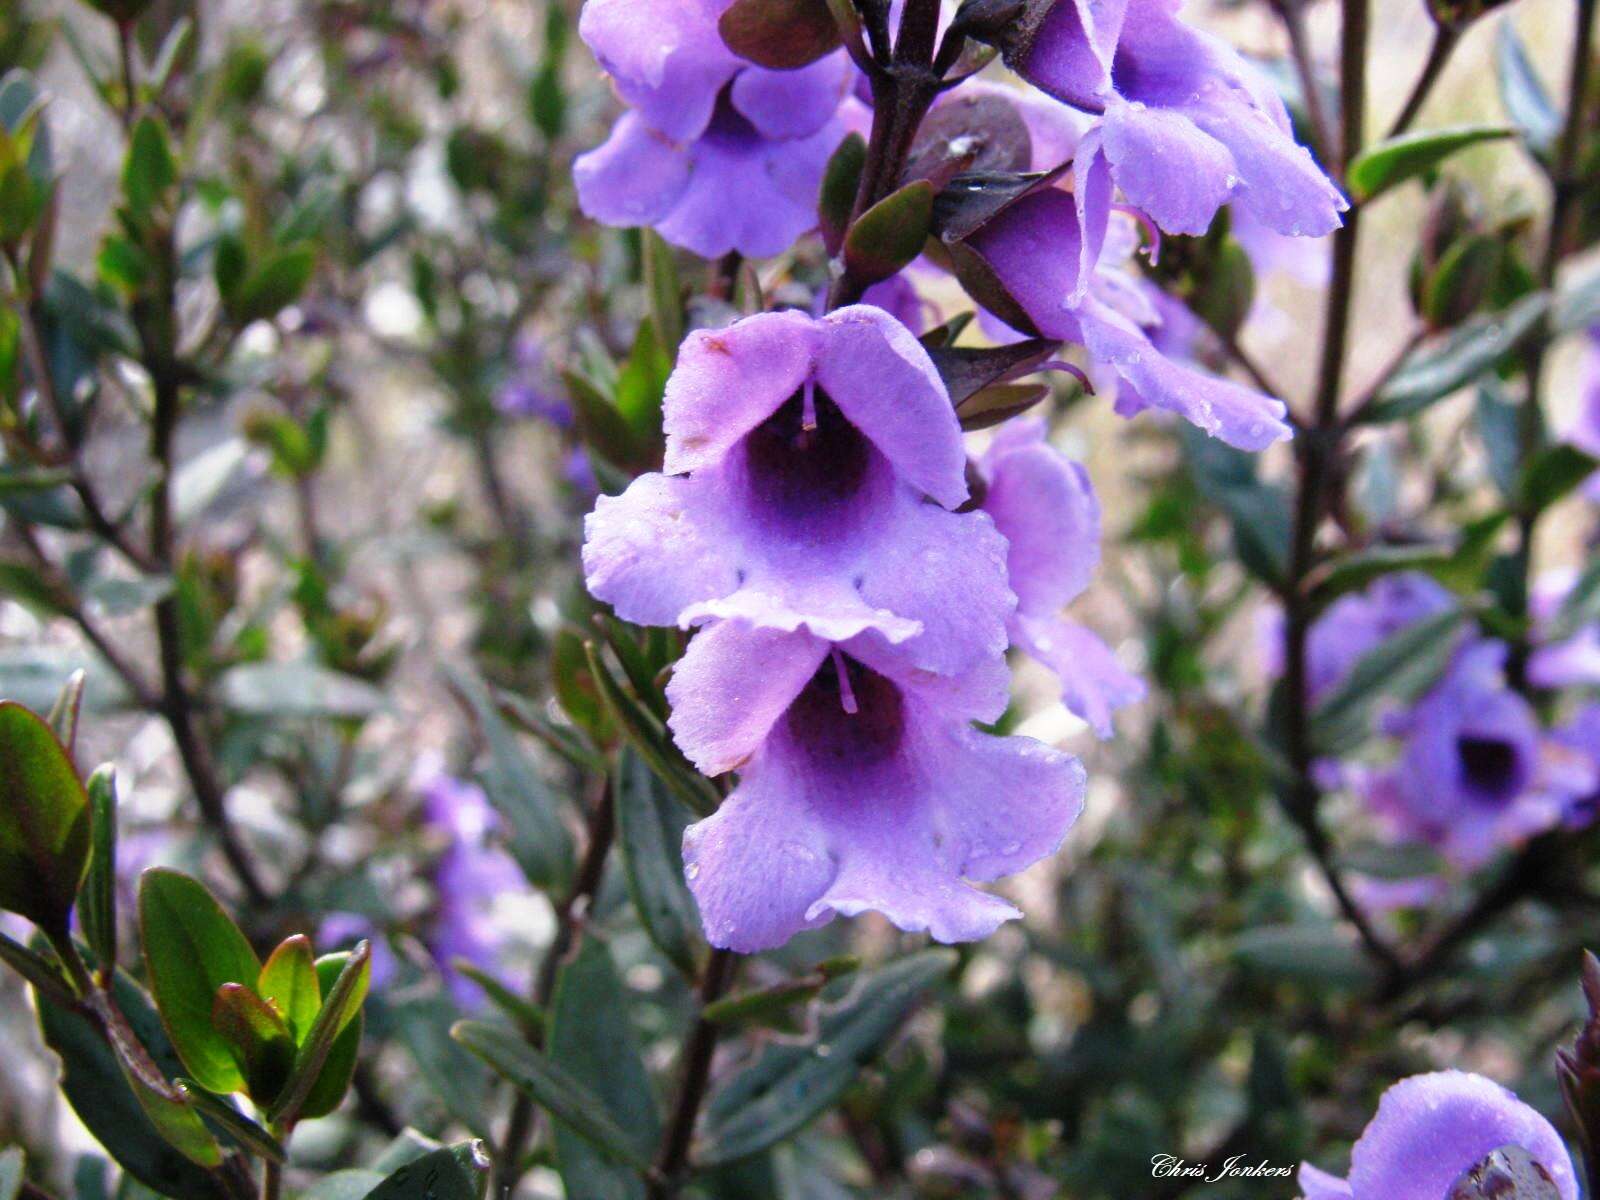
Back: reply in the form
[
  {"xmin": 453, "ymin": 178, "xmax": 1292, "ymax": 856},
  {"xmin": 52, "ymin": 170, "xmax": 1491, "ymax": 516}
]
[
  {"xmin": 1553, "ymin": 703, "xmax": 1600, "ymax": 832},
  {"xmin": 1016, "ymin": 0, "xmax": 1346, "ymax": 240},
  {"xmin": 1529, "ymin": 567, "xmax": 1600, "ymax": 690},
  {"xmin": 495, "ymin": 335, "xmax": 569, "ymax": 426},
  {"xmin": 1298, "ymin": 1070, "xmax": 1578, "ymax": 1200},
  {"xmin": 1363, "ymin": 641, "xmax": 1592, "ymax": 867},
  {"xmin": 1567, "ymin": 326, "xmax": 1600, "ymax": 501},
  {"xmin": 667, "ymin": 621, "xmax": 1085, "ymax": 951},
  {"xmin": 583, "ymin": 306, "xmax": 1014, "ymax": 676},
  {"xmin": 963, "ymin": 186, "xmax": 1291, "ymax": 449},
  {"xmin": 575, "ymin": 0, "xmax": 862, "ymax": 257},
  {"xmin": 318, "ymin": 912, "xmax": 399, "ymax": 993},
  {"xmin": 978, "ymin": 419, "xmax": 1143, "ymax": 737},
  {"xmin": 1262, "ymin": 573, "xmax": 1455, "ymax": 702}
]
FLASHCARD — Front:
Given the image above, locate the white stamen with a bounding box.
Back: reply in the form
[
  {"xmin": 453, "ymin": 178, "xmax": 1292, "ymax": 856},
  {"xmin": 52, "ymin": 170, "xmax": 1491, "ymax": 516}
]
[
  {"xmin": 830, "ymin": 648, "xmax": 858, "ymax": 715},
  {"xmin": 801, "ymin": 378, "xmax": 818, "ymax": 432}
]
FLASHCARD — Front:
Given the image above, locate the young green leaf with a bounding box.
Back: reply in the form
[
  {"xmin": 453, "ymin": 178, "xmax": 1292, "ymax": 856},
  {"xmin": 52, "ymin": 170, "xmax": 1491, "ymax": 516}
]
[
  {"xmin": 842, "ymin": 179, "xmax": 935, "ymax": 288},
  {"xmin": 211, "ymin": 983, "xmax": 297, "ymax": 1106},
  {"xmin": 80, "ymin": 764, "xmax": 118, "ymax": 977},
  {"xmin": 232, "ymin": 243, "xmax": 316, "ymax": 325},
  {"xmin": 0, "ymin": 700, "xmax": 92, "ymax": 940},
  {"xmin": 614, "ymin": 748, "xmax": 701, "ymax": 977},
  {"xmin": 269, "ymin": 944, "xmax": 370, "ymax": 1123},
  {"xmin": 46, "ymin": 668, "xmax": 85, "ymax": 760},
  {"xmin": 361, "ymin": 1143, "xmax": 492, "ymax": 1200},
  {"xmin": 258, "ymin": 934, "xmax": 321, "ymax": 1044},
  {"xmin": 1346, "ymin": 125, "xmax": 1514, "ymax": 202},
  {"xmin": 138, "ymin": 868, "xmax": 262, "ymax": 1095},
  {"xmin": 818, "ymin": 132, "xmax": 866, "ymax": 255},
  {"xmin": 174, "ymin": 1081, "xmax": 285, "ymax": 1163},
  {"xmin": 122, "ymin": 115, "xmax": 178, "ymax": 222}
]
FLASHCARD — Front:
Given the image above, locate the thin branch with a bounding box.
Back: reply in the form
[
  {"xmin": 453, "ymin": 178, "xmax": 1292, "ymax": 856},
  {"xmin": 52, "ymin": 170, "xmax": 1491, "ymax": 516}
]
[
  {"xmin": 1385, "ymin": 26, "xmax": 1460, "ymax": 141},
  {"xmin": 647, "ymin": 948, "xmax": 738, "ymax": 1200}
]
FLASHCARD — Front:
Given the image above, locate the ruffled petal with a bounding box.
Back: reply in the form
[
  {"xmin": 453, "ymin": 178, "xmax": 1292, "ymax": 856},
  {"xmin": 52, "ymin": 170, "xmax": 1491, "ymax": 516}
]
[
  {"xmin": 816, "ymin": 306, "xmax": 969, "ymax": 509},
  {"xmin": 1077, "ymin": 301, "xmax": 1293, "ymax": 449},
  {"xmin": 666, "ymin": 623, "xmax": 830, "ymax": 775},
  {"xmin": 1186, "ymin": 92, "xmax": 1346, "ymax": 238},
  {"xmin": 1295, "ymin": 1163, "xmax": 1353, "ymax": 1200},
  {"xmin": 582, "ymin": 473, "xmax": 742, "ymax": 626},
  {"xmin": 1020, "ymin": 0, "xmax": 1130, "ymax": 108},
  {"xmin": 1529, "ymin": 626, "xmax": 1600, "ymax": 689},
  {"xmin": 579, "ymin": 0, "xmax": 740, "ymax": 142},
  {"xmin": 1014, "ymin": 614, "xmax": 1145, "ymax": 739},
  {"xmin": 663, "ymin": 309, "xmax": 819, "ymax": 475},
  {"xmin": 1346, "ymin": 1071, "xmax": 1578, "ymax": 1200},
  {"xmin": 573, "ymin": 112, "xmax": 692, "ymax": 230},
  {"xmin": 730, "ymin": 51, "xmax": 854, "ymax": 141},
  {"xmin": 1099, "ymin": 95, "xmax": 1234, "ymax": 236}
]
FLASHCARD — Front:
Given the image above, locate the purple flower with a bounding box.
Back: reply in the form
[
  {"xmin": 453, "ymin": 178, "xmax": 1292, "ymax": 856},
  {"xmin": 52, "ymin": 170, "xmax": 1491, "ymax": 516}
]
[
  {"xmin": 1016, "ymin": 0, "xmax": 1346, "ymax": 240},
  {"xmin": 1363, "ymin": 641, "xmax": 1592, "ymax": 867},
  {"xmin": 1298, "ymin": 1070, "xmax": 1578, "ymax": 1200},
  {"xmin": 318, "ymin": 912, "xmax": 399, "ymax": 993},
  {"xmin": 583, "ymin": 306, "xmax": 1014, "ymax": 677},
  {"xmin": 667, "ymin": 621, "xmax": 1084, "ymax": 951},
  {"xmin": 963, "ymin": 186, "xmax": 1291, "ymax": 448},
  {"xmin": 575, "ymin": 0, "xmax": 862, "ymax": 257},
  {"xmin": 495, "ymin": 335, "xmax": 569, "ymax": 426},
  {"xmin": 1262, "ymin": 573, "xmax": 1455, "ymax": 702},
  {"xmin": 979, "ymin": 420, "xmax": 1143, "ymax": 737},
  {"xmin": 1567, "ymin": 326, "xmax": 1600, "ymax": 501},
  {"xmin": 1529, "ymin": 567, "xmax": 1600, "ymax": 689}
]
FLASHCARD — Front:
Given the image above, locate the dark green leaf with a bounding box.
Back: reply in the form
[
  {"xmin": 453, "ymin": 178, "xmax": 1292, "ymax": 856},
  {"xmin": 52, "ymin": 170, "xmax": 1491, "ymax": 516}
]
[
  {"xmin": 258, "ymin": 934, "xmax": 321, "ymax": 1044},
  {"xmin": 138, "ymin": 867, "xmax": 262, "ymax": 1095},
  {"xmin": 1518, "ymin": 444, "xmax": 1599, "ymax": 516},
  {"xmin": 926, "ymin": 338, "xmax": 1059, "ymax": 407},
  {"xmin": 122, "ymin": 115, "xmax": 177, "ymax": 221},
  {"xmin": 35, "ymin": 965, "xmax": 227, "ymax": 1199},
  {"xmin": 1183, "ymin": 429, "xmax": 1291, "ymax": 585},
  {"xmin": 451, "ymin": 1021, "xmax": 652, "ymax": 1170},
  {"xmin": 0, "ymin": 700, "xmax": 91, "ymax": 937},
  {"xmin": 211, "ymin": 983, "xmax": 296, "ymax": 1105},
  {"xmin": 1495, "ymin": 23, "xmax": 1559, "ymax": 154},
  {"xmin": 564, "ymin": 369, "xmax": 652, "ymax": 475},
  {"xmin": 1233, "ymin": 924, "xmax": 1379, "ymax": 990},
  {"xmin": 1476, "ymin": 380, "xmax": 1520, "ymax": 498},
  {"xmin": 818, "ymin": 133, "xmax": 865, "ymax": 256},
  {"xmin": 232, "ymin": 243, "xmax": 316, "ymax": 325},
  {"xmin": 1421, "ymin": 234, "xmax": 1500, "ymax": 327},
  {"xmin": 270, "ymin": 944, "xmax": 370, "ymax": 1122},
  {"xmin": 584, "ymin": 643, "xmax": 716, "ymax": 816},
  {"xmin": 1310, "ymin": 607, "xmax": 1465, "ymax": 755},
  {"xmin": 302, "ymin": 1172, "xmax": 386, "ymax": 1200},
  {"xmin": 614, "ymin": 748, "xmax": 700, "ymax": 977},
  {"xmin": 217, "ymin": 662, "xmax": 384, "ymax": 718},
  {"xmin": 642, "ymin": 230, "xmax": 683, "ymax": 362},
  {"xmin": 390, "ymin": 993, "xmax": 491, "ymax": 1137},
  {"xmin": 614, "ymin": 319, "xmax": 670, "ymax": 442},
  {"xmin": 843, "ymin": 180, "xmax": 935, "ymax": 288},
  {"xmin": 1357, "ymin": 291, "xmax": 1549, "ymax": 423},
  {"xmin": 698, "ymin": 949, "xmax": 955, "ymax": 1166},
  {"xmin": 1309, "ymin": 513, "xmax": 1507, "ymax": 602},
  {"xmin": 360, "ymin": 1144, "xmax": 491, "ymax": 1200},
  {"xmin": 448, "ymin": 960, "xmax": 543, "ymax": 1039},
  {"xmin": 446, "ymin": 664, "xmax": 573, "ymax": 891},
  {"xmin": 80, "ymin": 765, "xmax": 118, "ymax": 977},
  {"xmin": 549, "ymin": 940, "xmax": 657, "ymax": 1199},
  {"xmin": 1346, "ymin": 125, "xmax": 1514, "ymax": 202},
  {"xmin": 175, "ymin": 1082, "xmax": 284, "ymax": 1163},
  {"xmin": 955, "ymin": 382, "xmax": 1051, "ymax": 431},
  {"xmin": 47, "ymin": 667, "xmax": 86, "ymax": 759},
  {"xmin": 0, "ymin": 927, "xmax": 75, "ymax": 1005}
]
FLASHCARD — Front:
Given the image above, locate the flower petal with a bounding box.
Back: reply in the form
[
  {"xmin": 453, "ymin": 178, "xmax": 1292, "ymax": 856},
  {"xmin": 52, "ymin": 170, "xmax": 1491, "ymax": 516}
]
[
  {"xmin": 579, "ymin": 0, "xmax": 740, "ymax": 142},
  {"xmin": 574, "ymin": 112, "xmax": 692, "ymax": 230},
  {"xmin": 730, "ymin": 51, "xmax": 854, "ymax": 141},
  {"xmin": 1015, "ymin": 615, "xmax": 1145, "ymax": 739}
]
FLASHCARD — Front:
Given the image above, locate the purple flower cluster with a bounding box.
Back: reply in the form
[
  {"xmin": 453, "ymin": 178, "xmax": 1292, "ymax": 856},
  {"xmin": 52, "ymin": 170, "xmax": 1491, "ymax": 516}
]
[
  {"xmin": 1298, "ymin": 1070, "xmax": 1578, "ymax": 1200},
  {"xmin": 585, "ymin": 306, "xmax": 1107, "ymax": 950},
  {"xmin": 1277, "ymin": 573, "xmax": 1600, "ymax": 876}
]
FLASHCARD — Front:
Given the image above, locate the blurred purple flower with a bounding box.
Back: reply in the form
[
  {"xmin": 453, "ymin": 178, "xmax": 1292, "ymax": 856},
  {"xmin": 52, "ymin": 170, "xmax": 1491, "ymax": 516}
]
[
  {"xmin": 414, "ymin": 760, "xmax": 525, "ymax": 1008},
  {"xmin": 1529, "ymin": 567, "xmax": 1600, "ymax": 690},
  {"xmin": 1363, "ymin": 641, "xmax": 1596, "ymax": 867},
  {"xmin": 1016, "ymin": 0, "xmax": 1346, "ymax": 241},
  {"xmin": 1564, "ymin": 326, "xmax": 1600, "ymax": 501},
  {"xmin": 317, "ymin": 911, "xmax": 399, "ymax": 993},
  {"xmin": 575, "ymin": 0, "xmax": 863, "ymax": 257},
  {"xmin": 965, "ymin": 186, "xmax": 1291, "ymax": 448},
  {"xmin": 979, "ymin": 420, "xmax": 1143, "ymax": 737},
  {"xmin": 1298, "ymin": 1070, "xmax": 1578, "ymax": 1200},
  {"xmin": 668, "ymin": 621, "xmax": 1084, "ymax": 951},
  {"xmin": 583, "ymin": 306, "xmax": 1014, "ymax": 678},
  {"xmin": 495, "ymin": 335, "xmax": 569, "ymax": 426}
]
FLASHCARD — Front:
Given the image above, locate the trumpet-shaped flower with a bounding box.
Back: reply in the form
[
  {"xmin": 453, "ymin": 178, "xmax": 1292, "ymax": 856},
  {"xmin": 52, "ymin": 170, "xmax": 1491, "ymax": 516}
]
[
  {"xmin": 963, "ymin": 186, "xmax": 1291, "ymax": 448},
  {"xmin": 667, "ymin": 621, "xmax": 1085, "ymax": 951},
  {"xmin": 583, "ymin": 306, "xmax": 1014, "ymax": 676},
  {"xmin": 1015, "ymin": 0, "xmax": 1346, "ymax": 240},
  {"xmin": 979, "ymin": 420, "xmax": 1143, "ymax": 736},
  {"xmin": 1298, "ymin": 1070, "xmax": 1578, "ymax": 1200}
]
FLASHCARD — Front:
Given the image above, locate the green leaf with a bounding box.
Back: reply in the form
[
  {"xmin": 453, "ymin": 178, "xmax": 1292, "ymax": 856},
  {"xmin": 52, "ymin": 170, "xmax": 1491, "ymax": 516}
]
[
  {"xmin": 270, "ymin": 944, "xmax": 370, "ymax": 1122},
  {"xmin": 445, "ymin": 665, "xmax": 573, "ymax": 891},
  {"xmin": 698, "ymin": 949, "xmax": 956, "ymax": 1166},
  {"xmin": 138, "ymin": 867, "xmax": 262, "ymax": 1095},
  {"xmin": 641, "ymin": 230, "xmax": 683, "ymax": 363},
  {"xmin": 174, "ymin": 1081, "xmax": 285, "ymax": 1162},
  {"xmin": 390, "ymin": 993, "xmax": 491, "ymax": 1137},
  {"xmin": 258, "ymin": 934, "xmax": 321, "ymax": 1043},
  {"xmin": 0, "ymin": 700, "xmax": 91, "ymax": 937},
  {"xmin": 1233, "ymin": 924, "xmax": 1378, "ymax": 990},
  {"xmin": 451, "ymin": 1021, "xmax": 653, "ymax": 1170},
  {"xmin": 1309, "ymin": 513, "xmax": 1507, "ymax": 603},
  {"xmin": 232, "ymin": 243, "xmax": 316, "ymax": 324},
  {"xmin": 1346, "ymin": 125, "xmax": 1514, "ymax": 202},
  {"xmin": 448, "ymin": 960, "xmax": 543, "ymax": 1039},
  {"xmin": 1420, "ymin": 233, "xmax": 1500, "ymax": 327},
  {"xmin": 817, "ymin": 132, "xmax": 865, "ymax": 256},
  {"xmin": 955, "ymin": 382, "xmax": 1051, "ymax": 431},
  {"xmin": 563, "ymin": 369, "xmax": 652, "ymax": 475},
  {"xmin": 211, "ymin": 983, "xmax": 297, "ymax": 1105},
  {"xmin": 1356, "ymin": 291, "xmax": 1549, "ymax": 423},
  {"xmin": 1182, "ymin": 429, "xmax": 1291, "ymax": 586},
  {"xmin": 212, "ymin": 232, "xmax": 246, "ymax": 304},
  {"xmin": 47, "ymin": 667, "xmax": 86, "ymax": 759},
  {"xmin": 1518, "ymin": 444, "xmax": 1599, "ymax": 516},
  {"xmin": 35, "ymin": 965, "xmax": 227, "ymax": 1198},
  {"xmin": 584, "ymin": 643, "xmax": 717, "ymax": 816},
  {"xmin": 549, "ymin": 940, "xmax": 657, "ymax": 1199},
  {"xmin": 1476, "ymin": 380, "xmax": 1520, "ymax": 498},
  {"xmin": 122, "ymin": 115, "xmax": 177, "ymax": 221},
  {"xmin": 302, "ymin": 1172, "xmax": 386, "ymax": 1200},
  {"xmin": 0, "ymin": 927, "xmax": 75, "ymax": 1005},
  {"xmin": 1310, "ymin": 607, "xmax": 1466, "ymax": 755},
  {"xmin": 1495, "ymin": 23, "xmax": 1559, "ymax": 154},
  {"xmin": 360, "ymin": 1144, "xmax": 491, "ymax": 1200},
  {"xmin": 80, "ymin": 765, "xmax": 118, "ymax": 977},
  {"xmin": 843, "ymin": 180, "xmax": 935, "ymax": 288},
  {"xmin": 614, "ymin": 748, "xmax": 701, "ymax": 977},
  {"xmin": 216, "ymin": 662, "xmax": 384, "ymax": 718},
  {"xmin": 613, "ymin": 319, "xmax": 671, "ymax": 442}
]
